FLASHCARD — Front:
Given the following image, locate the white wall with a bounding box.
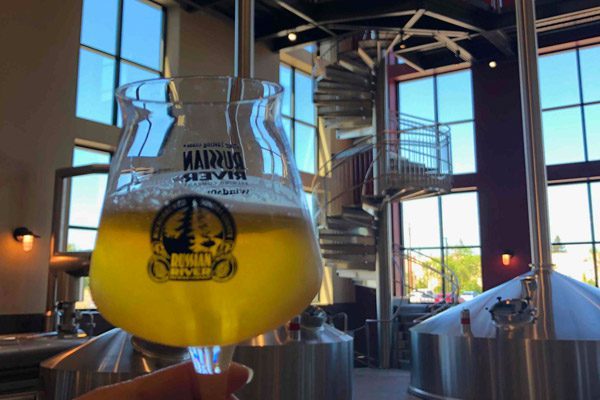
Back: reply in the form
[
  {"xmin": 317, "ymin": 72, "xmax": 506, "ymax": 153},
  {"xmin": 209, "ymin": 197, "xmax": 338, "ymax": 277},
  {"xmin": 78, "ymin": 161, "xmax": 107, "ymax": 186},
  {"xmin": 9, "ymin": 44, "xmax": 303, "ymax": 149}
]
[{"xmin": 0, "ymin": 1, "xmax": 278, "ymax": 315}]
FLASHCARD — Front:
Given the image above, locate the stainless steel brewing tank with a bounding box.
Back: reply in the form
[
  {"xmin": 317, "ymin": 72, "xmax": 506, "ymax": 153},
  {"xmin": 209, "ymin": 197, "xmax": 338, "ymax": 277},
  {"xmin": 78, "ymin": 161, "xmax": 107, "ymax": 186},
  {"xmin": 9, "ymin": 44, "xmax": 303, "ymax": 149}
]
[
  {"xmin": 234, "ymin": 324, "xmax": 353, "ymax": 400},
  {"xmin": 41, "ymin": 324, "xmax": 353, "ymax": 400},
  {"xmin": 40, "ymin": 329, "xmax": 186, "ymax": 400},
  {"xmin": 409, "ymin": 269, "xmax": 600, "ymax": 400}
]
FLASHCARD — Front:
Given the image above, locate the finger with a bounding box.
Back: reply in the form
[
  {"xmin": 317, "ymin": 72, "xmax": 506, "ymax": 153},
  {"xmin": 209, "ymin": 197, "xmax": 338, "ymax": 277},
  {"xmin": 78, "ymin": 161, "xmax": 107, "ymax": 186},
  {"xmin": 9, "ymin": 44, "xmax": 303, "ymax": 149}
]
[
  {"xmin": 191, "ymin": 363, "xmax": 253, "ymax": 400},
  {"xmin": 226, "ymin": 363, "xmax": 253, "ymax": 394}
]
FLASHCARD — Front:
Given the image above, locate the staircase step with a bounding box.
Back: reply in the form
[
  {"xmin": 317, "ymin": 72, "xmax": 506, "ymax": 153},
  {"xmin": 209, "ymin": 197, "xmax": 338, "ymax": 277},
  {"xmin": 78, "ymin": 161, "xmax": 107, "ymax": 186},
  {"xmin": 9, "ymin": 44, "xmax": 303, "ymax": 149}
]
[
  {"xmin": 319, "ymin": 235, "xmax": 375, "ymax": 246},
  {"xmin": 336, "ymin": 268, "xmax": 377, "ymax": 279},
  {"xmin": 336, "ymin": 126, "xmax": 374, "ymax": 140},
  {"xmin": 323, "ymin": 116, "xmax": 372, "ymax": 129},
  {"xmin": 316, "ymin": 79, "xmax": 372, "ymax": 91},
  {"xmin": 315, "ymin": 86, "xmax": 373, "ymax": 97},
  {"xmin": 317, "ymin": 66, "xmax": 372, "ymax": 86},
  {"xmin": 314, "ymin": 92, "xmax": 373, "ymax": 103},
  {"xmin": 326, "ymin": 216, "xmax": 374, "ymax": 230},
  {"xmin": 319, "ymin": 227, "xmax": 373, "ymax": 237},
  {"xmin": 342, "ymin": 205, "xmax": 373, "ymax": 219},
  {"xmin": 321, "ymin": 243, "xmax": 376, "ymax": 254},
  {"xmin": 324, "ymin": 253, "xmax": 376, "ymax": 264},
  {"xmin": 337, "ymin": 56, "xmax": 373, "ymax": 75},
  {"xmin": 318, "ymin": 102, "xmax": 372, "ymax": 116}
]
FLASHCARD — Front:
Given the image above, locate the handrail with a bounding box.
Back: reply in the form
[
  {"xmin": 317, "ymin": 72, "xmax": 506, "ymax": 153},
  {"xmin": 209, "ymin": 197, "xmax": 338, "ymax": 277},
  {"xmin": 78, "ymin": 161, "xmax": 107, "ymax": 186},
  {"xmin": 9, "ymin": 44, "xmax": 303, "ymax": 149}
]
[
  {"xmin": 311, "ymin": 116, "xmax": 451, "ymax": 225},
  {"xmin": 393, "ymin": 246, "xmax": 461, "ymax": 306}
]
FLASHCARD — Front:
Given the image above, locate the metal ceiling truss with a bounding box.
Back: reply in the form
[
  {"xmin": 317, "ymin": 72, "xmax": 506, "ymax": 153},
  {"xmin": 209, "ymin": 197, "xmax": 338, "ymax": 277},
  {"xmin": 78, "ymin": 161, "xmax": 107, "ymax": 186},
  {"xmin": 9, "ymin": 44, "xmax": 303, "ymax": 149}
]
[{"xmin": 176, "ymin": 0, "xmax": 600, "ymax": 70}]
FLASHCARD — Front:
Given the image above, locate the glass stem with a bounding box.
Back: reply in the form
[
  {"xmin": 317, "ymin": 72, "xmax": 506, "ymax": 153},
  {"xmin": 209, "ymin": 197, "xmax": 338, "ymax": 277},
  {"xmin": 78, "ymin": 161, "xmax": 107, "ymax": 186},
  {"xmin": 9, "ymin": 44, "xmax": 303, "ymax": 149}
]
[
  {"xmin": 188, "ymin": 345, "xmax": 235, "ymax": 375},
  {"xmin": 188, "ymin": 345, "xmax": 236, "ymax": 400}
]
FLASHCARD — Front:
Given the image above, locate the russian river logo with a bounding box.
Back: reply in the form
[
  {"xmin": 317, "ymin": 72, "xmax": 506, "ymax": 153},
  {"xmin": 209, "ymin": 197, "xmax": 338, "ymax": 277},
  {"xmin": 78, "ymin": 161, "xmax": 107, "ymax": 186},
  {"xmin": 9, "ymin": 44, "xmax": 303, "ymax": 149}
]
[
  {"xmin": 148, "ymin": 195, "xmax": 237, "ymax": 283},
  {"xmin": 175, "ymin": 142, "xmax": 247, "ymax": 183}
]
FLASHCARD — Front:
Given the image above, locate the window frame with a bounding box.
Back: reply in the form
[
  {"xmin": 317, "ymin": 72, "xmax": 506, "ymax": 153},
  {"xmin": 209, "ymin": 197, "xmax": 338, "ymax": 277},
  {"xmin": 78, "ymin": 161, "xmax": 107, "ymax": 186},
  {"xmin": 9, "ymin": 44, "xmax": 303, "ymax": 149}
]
[
  {"xmin": 540, "ymin": 43, "xmax": 600, "ymax": 165},
  {"xmin": 547, "ymin": 179, "xmax": 599, "ymax": 287},
  {"xmin": 77, "ymin": 0, "xmax": 166, "ymax": 126},
  {"xmin": 280, "ymin": 62, "xmax": 319, "ymax": 179},
  {"xmin": 400, "ymin": 190, "xmax": 483, "ymax": 295},
  {"xmin": 397, "ymin": 68, "xmax": 477, "ymax": 176},
  {"xmin": 62, "ymin": 144, "xmax": 113, "ymax": 253}
]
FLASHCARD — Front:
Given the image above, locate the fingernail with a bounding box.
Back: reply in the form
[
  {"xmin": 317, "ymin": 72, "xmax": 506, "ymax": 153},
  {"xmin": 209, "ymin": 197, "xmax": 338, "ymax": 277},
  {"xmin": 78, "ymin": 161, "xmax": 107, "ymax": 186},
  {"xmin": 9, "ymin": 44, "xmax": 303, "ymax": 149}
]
[{"xmin": 245, "ymin": 367, "xmax": 254, "ymax": 384}]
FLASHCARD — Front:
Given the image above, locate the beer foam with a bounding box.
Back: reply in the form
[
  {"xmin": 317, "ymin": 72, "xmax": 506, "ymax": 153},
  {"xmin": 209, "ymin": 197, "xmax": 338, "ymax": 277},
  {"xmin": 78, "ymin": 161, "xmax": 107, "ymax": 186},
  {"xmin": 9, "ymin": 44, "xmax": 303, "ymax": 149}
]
[{"xmin": 107, "ymin": 173, "xmax": 307, "ymax": 217}]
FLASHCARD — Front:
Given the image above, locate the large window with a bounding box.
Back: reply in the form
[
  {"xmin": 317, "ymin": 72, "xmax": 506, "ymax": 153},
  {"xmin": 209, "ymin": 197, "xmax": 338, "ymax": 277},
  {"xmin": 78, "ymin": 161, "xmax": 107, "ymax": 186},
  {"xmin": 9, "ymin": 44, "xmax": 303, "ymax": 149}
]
[
  {"xmin": 401, "ymin": 191, "xmax": 482, "ymax": 298},
  {"xmin": 65, "ymin": 146, "xmax": 111, "ymax": 252},
  {"xmin": 398, "ymin": 70, "xmax": 476, "ymax": 174},
  {"xmin": 76, "ymin": 0, "xmax": 164, "ymax": 125},
  {"xmin": 539, "ymin": 44, "xmax": 600, "ymax": 165},
  {"xmin": 279, "ymin": 64, "xmax": 318, "ymax": 174},
  {"xmin": 547, "ymin": 181, "xmax": 599, "ymax": 286}
]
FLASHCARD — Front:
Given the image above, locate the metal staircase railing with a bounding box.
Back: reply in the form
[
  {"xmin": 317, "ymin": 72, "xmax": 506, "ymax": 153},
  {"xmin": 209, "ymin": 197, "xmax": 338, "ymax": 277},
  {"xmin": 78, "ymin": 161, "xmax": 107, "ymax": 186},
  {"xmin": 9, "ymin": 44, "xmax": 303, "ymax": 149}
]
[
  {"xmin": 311, "ymin": 32, "xmax": 459, "ymax": 367},
  {"xmin": 394, "ymin": 247, "xmax": 461, "ymax": 314}
]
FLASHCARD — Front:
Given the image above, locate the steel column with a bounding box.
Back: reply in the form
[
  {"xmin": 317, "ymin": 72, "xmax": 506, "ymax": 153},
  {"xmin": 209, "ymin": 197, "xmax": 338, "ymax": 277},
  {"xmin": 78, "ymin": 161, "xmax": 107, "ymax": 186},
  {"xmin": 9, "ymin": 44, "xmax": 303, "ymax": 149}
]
[
  {"xmin": 375, "ymin": 58, "xmax": 394, "ymax": 369},
  {"xmin": 515, "ymin": 0, "xmax": 553, "ymax": 270},
  {"xmin": 235, "ymin": 0, "xmax": 254, "ymax": 78}
]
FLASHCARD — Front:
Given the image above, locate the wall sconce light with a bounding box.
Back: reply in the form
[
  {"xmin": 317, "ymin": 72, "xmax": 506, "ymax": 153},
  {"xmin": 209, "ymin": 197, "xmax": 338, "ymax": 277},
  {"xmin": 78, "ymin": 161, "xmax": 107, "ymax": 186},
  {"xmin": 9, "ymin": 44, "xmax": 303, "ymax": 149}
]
[
  {"xmin": 488, "ymin": 60, "xmax": 498, "ymax": 68},
  {"xmin": 13, "ymin": 227, "xmax": 40, "ymax": 252},
  {"xmin": 501, "ymin": 250, "xmax": 514, "ymax": 266},
  {"xmin": 287, "ymin": 32, "xmax": 297, "ymax": 42}
]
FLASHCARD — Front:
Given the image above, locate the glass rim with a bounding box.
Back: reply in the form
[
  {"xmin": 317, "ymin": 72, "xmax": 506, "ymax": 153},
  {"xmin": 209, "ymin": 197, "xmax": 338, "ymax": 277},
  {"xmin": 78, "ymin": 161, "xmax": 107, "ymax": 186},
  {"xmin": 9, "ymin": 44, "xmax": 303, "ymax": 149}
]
[{"xmin": 115, "ymin": 75, "xmax": 284, "ymax": 106}]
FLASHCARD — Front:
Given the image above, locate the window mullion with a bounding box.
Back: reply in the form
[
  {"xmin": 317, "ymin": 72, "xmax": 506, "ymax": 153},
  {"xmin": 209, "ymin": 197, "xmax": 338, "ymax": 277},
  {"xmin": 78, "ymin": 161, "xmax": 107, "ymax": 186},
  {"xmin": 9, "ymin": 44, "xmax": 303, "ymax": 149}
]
[
  {"xmin": 576, "ymin": 48, "xmax": 590, "ymax": 162},
  {"xmin": 291, "ymin": 66, "xmax": 296, "ymax": 152},
  {"xmin": 585, "ymin": 181, "xmax": 599, "ymax": 286},
  {"xmin": 112, "ymin": 0, "xmax": 125, "ymax": 126}
]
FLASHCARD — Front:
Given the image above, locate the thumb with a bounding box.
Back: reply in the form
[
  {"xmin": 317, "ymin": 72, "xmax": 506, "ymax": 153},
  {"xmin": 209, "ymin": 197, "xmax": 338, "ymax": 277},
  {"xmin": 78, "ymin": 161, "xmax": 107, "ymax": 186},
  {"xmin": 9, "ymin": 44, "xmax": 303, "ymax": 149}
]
[{"xmin": 192, "ymin": 363, "xmax": 253, "ymax": 400}]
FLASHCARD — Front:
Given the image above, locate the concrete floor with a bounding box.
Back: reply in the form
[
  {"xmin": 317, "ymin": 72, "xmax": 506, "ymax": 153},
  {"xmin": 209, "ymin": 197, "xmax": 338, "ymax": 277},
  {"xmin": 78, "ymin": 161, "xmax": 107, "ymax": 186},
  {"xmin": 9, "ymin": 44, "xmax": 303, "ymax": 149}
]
[{"xmin": 353, "ymin": 368, "xmax": 414, "ymax": 400}]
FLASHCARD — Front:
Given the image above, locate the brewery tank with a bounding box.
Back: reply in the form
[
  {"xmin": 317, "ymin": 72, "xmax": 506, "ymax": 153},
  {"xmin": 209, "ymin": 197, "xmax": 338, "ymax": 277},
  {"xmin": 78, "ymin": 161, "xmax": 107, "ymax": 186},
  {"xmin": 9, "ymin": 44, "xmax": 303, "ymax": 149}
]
[
  {"xmin": 409, "ymin": 268, "xmax": 600, "ymax": 399},
  {"xmin": 41, "ymin": 323, "xmax": 353, "ymax": 400},
  {"xmin": 408, "ymin": 1, "xmax": 600, "ymax": 399}
]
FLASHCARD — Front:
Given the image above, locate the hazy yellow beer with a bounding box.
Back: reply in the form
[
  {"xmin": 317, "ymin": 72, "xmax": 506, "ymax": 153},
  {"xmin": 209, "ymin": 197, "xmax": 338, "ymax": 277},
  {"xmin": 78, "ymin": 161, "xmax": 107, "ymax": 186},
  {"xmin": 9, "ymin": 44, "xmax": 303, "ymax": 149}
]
[{"xmin": 91, "ymin": 192, "xmax": 322, "ymax": 347}]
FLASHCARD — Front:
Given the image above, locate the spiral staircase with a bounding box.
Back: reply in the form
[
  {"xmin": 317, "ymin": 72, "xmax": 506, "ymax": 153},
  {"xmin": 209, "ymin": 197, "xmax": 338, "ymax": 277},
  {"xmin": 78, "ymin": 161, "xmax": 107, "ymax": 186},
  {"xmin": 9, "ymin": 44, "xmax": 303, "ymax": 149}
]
[
  {"xmin": 313, "ymin": 32, "xmax": 454, "ymax": 288},
  {"xmin": 311, "ymin": 32, "xmax": 458, "ymax": 367}
]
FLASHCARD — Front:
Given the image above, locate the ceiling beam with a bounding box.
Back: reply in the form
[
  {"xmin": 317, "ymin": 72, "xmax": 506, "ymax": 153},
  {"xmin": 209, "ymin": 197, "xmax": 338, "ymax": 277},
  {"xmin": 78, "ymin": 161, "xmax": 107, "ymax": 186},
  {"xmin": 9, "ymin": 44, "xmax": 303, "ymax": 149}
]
[
  {"xmin": 404, "ymin": 8, "xmax": 426, "ymax": 30},
  {"xmin": 325, "ymin": 24, "xmax": 470, "ymax": 38},
  {"xmin": 481, "ymin": 29, "xmax": 515, "ymax": 56},
  {"xmin": 261, "ymin": 0, "xmax": 336, "ymax": 37},
  {"xmin": 424, "ymin": 10, "xmax": 484, "ymax": 32},
  {"xmin": 434, "ymin": 33, "xmax": 474, "ymax": 62},
  {"xmin": 396, "ymin": 53, "xmax": 425, "ymax": 72}
]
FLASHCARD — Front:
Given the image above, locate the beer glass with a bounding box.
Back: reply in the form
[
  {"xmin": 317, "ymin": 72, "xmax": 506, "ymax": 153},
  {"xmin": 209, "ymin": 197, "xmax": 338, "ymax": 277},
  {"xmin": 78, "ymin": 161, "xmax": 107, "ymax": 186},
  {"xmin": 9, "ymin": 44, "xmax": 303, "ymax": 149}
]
[{"xmin": 90, "ymin": 76, "xmax": 323, "ymax": 381}]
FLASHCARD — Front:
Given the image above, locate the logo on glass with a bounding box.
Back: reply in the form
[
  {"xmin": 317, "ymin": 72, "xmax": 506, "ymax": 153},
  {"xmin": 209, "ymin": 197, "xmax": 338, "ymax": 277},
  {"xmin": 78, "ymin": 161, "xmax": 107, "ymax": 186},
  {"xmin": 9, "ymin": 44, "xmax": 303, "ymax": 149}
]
[{"xmin": 148, "ymin": 195, "xmax": 237, "ymax": 283}]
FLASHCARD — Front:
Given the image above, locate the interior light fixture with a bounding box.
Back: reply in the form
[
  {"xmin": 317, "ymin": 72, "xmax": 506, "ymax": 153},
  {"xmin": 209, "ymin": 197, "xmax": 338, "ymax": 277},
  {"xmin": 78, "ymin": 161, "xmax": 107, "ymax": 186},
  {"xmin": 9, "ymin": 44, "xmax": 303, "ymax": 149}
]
[
  {"xmin": 13, "ymin": 227, "xmax": 40, "ymax": 252},
  {"xmin": 501, "ymin": 250, "xmax": 514, "ymax": 266},
  {"xmin": 489, "ymin": 60, "xmax": 498, "ymax": 68},
  {"xmin": 288, "ymin": 32, "xmax": 297, "ymax": 42},
  {"xmin": 399, "ymin": 43, "xmax": 407, "ymax": 49}
]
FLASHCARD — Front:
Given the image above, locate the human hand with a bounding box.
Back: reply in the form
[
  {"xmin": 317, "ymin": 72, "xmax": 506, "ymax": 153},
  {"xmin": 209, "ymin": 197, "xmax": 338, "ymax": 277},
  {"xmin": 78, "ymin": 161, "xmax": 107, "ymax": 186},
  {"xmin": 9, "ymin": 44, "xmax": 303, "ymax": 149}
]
[{"xmin": 75, "ymin": 361, "xmax": 252, "ymax": 400}]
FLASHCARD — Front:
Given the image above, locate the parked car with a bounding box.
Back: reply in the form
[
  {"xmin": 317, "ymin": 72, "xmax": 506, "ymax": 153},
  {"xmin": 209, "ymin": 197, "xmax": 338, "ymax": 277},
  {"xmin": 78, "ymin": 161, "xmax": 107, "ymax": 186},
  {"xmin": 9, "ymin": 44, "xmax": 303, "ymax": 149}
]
[
  {"xmin": 434, "ymin": 293, "xmax": 463, "ymax": 304},
  {"xmin": 460, "ymin": 291, "xmax": 480, "ymax": 302},
  {"xmin": 409, "ymin": 289, "xmax": 435, "ymax": 303}
]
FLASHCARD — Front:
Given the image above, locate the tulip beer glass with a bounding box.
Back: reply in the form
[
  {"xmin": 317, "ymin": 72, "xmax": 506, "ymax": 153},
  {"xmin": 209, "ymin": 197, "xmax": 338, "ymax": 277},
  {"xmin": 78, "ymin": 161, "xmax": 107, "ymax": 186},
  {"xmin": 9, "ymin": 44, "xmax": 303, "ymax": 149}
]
[{"xmin": 90, "ymin": 76, "xmax": 323, "ymax": 376}]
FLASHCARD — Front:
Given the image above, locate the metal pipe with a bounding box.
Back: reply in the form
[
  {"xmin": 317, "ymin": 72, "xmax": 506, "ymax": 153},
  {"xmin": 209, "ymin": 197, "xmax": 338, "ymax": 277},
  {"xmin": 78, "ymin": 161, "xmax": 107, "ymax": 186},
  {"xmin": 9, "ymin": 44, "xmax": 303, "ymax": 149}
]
[
  {"xmin": 515, "ymin": 0, "xmax": 553, "ymax": 270},
  {"xmin": 374, "ymin": 57, "xmax": 394, "ymax": 369},
  {"xmin": 235, "ymin": 0, "xmax": 254, "ymax": 78}
]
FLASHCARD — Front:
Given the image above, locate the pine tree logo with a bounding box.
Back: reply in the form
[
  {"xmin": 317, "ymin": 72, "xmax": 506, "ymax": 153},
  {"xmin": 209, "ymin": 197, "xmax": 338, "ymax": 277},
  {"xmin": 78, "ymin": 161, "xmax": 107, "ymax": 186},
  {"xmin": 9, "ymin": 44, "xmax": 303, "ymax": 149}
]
[{"xmin": 148, "ymin": 195, "xmax": 237, "ymax": 283}]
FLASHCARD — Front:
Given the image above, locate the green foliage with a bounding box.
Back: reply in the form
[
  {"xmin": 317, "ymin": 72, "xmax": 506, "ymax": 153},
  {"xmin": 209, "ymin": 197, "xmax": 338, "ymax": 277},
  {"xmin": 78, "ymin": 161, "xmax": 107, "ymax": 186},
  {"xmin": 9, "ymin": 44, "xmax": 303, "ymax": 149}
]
[
  {"xmin": 406, "ymin": 246, "xmax": 482, "ymax": 296},
  {"xmin": 445, "ymin": 247, "xmax": 482, "ymax": 292}
]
